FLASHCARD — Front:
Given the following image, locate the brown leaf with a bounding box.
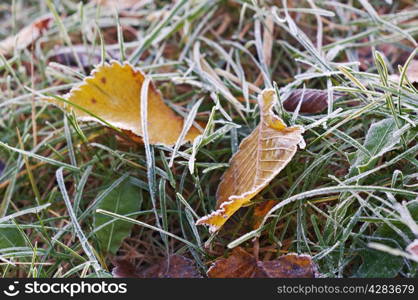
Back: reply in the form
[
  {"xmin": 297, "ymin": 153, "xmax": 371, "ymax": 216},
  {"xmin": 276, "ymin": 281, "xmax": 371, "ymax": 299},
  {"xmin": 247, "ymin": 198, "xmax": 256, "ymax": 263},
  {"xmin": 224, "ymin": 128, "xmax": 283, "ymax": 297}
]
[
  {"xmin": 43, "ymin": 61, "xmax": 202, "ymax": 146},
  {"xmin": 113, "ymin": 255, "xmax": 202, "ymax": 278},
  {"xmin": 283, "ymin": 89, "xmax": 342, "ymax": 114},
  {"xmin": 258, "ymin": 254, "xmax": 318, "ymax": 278},
  {"xmin": 207, "ymin": 247, "xmax": 318, "ymax": 278},
  {"xmin": 252, "ymin": 199, "xmax": 277, "ymax": 229},
  {"xmin": 0, "ymin": 15, "xmax": 53, "ymax": 56},
  {"xmin": 207, "ymin": 247, "xmax": 261, "ymax": 278},
  {"xmin": 207, "ymin": 247, "xmax": 257, "ymax": 278},
  {"xmin": 196, "ymin": 89, "xmax": 305, "ymax": 233},
  {"xmin": 139, "ymin": 255, "xmax": 202, "ymax": 278}
]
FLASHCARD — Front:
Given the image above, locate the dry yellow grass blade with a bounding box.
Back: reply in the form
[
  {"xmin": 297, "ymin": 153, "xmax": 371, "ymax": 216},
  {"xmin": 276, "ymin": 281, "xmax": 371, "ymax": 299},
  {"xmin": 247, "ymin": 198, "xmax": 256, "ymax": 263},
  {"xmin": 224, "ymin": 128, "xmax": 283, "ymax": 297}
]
[
  {"xmin": 196, "ymin": 89, "xmax": 305, "ymax": 233},
  {"xmin": 45, "ymin": 61, "xmax": 201, "ymax": 146}
]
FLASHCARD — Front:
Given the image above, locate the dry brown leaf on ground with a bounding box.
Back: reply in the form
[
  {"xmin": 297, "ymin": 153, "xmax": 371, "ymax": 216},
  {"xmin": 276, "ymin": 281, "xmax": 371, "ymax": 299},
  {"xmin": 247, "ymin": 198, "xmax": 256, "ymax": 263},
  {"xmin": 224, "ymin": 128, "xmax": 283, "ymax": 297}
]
[
  {"xmin": 196, "ymin": 89, "xmax": 305, "ymax": 233},
  {"xmin": 43, "ymin": 61, "xmax": 201, "ymax": 146},
  {"xmin": 207, "ymin": 247, "xmax": 261, "ymax": 278},
  {"xmin": 252, "ymin": 199, "xmax": 277, "ymax": 229},
  {"xmin": 282, "ymin": 89, "xmax": 343, "ymax": 114},
  {"xmin": 207, "ymin": 247, "xmax": 318, "ymax": 278},
  {"xmin": 139, "ymin": 255, "xmax": 202, "ymax": 278},
  {"xmin": 0, "ymin": 15, "xmax": 53, "ymax": 56},
  {"xmin": 112, "ymin": 255, "xmax": 202, "ymax": 278}
]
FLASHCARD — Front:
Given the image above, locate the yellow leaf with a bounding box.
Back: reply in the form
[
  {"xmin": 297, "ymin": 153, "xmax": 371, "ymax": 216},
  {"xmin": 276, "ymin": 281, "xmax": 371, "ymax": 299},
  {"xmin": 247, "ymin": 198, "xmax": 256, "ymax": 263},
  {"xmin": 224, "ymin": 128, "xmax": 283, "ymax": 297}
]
[
  {"xmin": 45, "ymin": 61, "xmax": 201, "ymax": 146},
  {"xmin": 196, "ymin": 89, "xmax": 305, "ymax": 233}
]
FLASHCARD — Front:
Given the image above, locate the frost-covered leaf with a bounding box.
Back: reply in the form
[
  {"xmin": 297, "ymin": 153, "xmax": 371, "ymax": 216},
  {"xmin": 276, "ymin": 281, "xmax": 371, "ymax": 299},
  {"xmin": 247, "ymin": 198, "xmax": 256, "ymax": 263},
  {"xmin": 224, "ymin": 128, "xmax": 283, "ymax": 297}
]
[
  {"xmin": 349, "ymin": 118, "xmax": 401, "ymax": 176},
  {"xmin": 283, "ymin": 89, "xmax": 342, "ymax": 114},
  {"xmin": 196, "ymin": 89, "xmax": 305, "ymax": 233},
  {"xmin": 356, "ymin": 202, "xmax": 418, "ymax": 277},
  {"xmin": 207, "ymin": 247, "xmax": 317, "ymax": 278},
  {"xmin": 44, "ymin": 61, "xmax": 201, "ymax": 146}
]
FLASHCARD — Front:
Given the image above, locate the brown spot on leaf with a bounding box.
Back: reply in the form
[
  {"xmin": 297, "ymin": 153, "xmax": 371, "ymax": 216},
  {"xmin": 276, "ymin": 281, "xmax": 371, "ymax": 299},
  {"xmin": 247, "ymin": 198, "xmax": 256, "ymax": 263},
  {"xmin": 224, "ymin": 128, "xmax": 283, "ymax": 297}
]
[
  {"xmin": 101, "ymin": 77, "xmax": 107, "ymax": 84},
  {"xmin": 91, "ymin": 98, "xmax": 97, "ymax": 104}
]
